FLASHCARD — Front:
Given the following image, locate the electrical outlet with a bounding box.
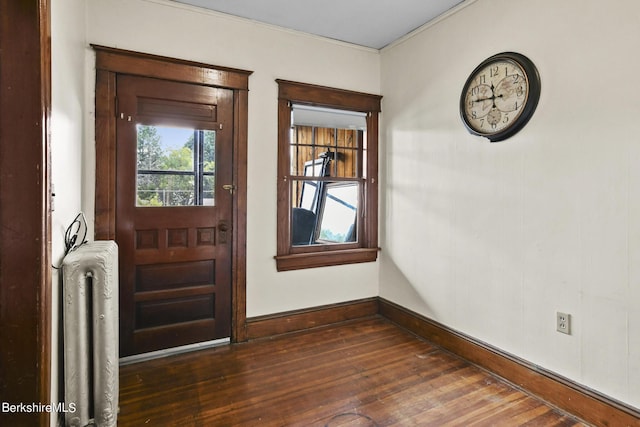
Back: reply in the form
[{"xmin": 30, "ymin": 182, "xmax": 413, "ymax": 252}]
[{"xmin": 556, "ymin": 312, "xmax": 571, "ymax": 335}]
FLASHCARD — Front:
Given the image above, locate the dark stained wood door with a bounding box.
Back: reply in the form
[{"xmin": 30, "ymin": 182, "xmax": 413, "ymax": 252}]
[{"xmin": 116, "ymin": 75, "xmax": 233, "ymax": 356}]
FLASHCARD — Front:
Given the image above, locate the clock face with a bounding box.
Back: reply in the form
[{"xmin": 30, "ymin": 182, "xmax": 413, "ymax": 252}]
[{"xmin": 460, "ymin": 52, "xmax": 540, "ymax": 142}]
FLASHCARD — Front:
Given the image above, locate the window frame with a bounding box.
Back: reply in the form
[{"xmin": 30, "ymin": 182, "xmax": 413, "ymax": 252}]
[{"xmin": 275, "ymin": 80, "xmax": 381, "ymax": 271}]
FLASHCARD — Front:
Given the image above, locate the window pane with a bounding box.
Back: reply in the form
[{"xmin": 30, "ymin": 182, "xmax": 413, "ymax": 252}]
[
  {"xmin": 299, "ymin": 181, "xmax": 319, "ymax": 211},
  {"xmin": 290, "ymin": 126, "xmax": 315, "ymax": 176},
  {"xmin": 137, "ymin": 173, "xmax": 195, "ymax": 206},
  {"xmin": 291, "ymin": 206, "xmax": 317, "ymax": 246},
  {"xmin": 334, "ymin": 148, "xmax": 358, "ymax": 178},
  {"xmin": 136, "ymin": 174, "xmax": 164, "ymax": 207},
  {"xmin": 136, "ymin": 124, "xmax": 216, "ymax": 207},
  {"xmin": 290, "ymin": 126, "xmax": 361, "ymax": 178},
  {"xmin": 291, "ymin": 179, "xmax": 322, "ymax": 246},
  {"xmin": 137, "ymin": 125, "xmax": 194, "ymax": 172},
  {"xmin": 292, "ymin": 177, "xmax": 321, "ymax": 212},
  {"xmin": 318, "ymin": 183, "xmax": 358, "ymax": 243},
  {"xmin": 291, "ymin": 180, "xmax": 359, "ymax": 246},
  {"xmin": 336, "ymin": 128, "xmax": 358, "ymax": 148},
  {"xmin": 203, "ymin": 174, "xmax": 215, "ymax": 206},
  {"xmin": 202, "ymin": 131, "xmax": 215, "ymax": 172},
  {"xmin": 288, "ymin": 125, "xmax": 361, "ymax": 245}
]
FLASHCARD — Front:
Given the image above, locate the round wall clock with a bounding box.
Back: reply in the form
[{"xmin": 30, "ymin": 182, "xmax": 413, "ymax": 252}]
[{"xmin": 460, "ymin": 52, "xmax": 540, "ymax": 142}]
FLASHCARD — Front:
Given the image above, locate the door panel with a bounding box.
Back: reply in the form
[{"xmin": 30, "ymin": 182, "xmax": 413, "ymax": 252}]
[{"xmin": 116, "ymin": 75, "xmax": 233, "ymax": 357}]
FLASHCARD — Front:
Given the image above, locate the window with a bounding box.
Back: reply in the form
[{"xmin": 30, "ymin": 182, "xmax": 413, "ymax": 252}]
[
  {"xmin": 136, "ymin": 124, "xmax": 216, "ymax": 207},
  {"xmin": 275, "ymin": 80, "xmax": 381, "ymax": 271}
]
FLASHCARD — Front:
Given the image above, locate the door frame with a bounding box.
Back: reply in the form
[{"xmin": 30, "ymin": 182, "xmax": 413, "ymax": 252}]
[
  {"xmin": 0, "ymin": 0, "xmax": 51, "ymax": 425},
  {"xmin": 93, "ymin": 46, "xmax": 252, "ymax": 342}
]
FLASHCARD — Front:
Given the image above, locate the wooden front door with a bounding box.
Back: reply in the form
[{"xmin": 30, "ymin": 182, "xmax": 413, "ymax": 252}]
[{"xmin": 116, "ymin": 75, "xmax": 233, "ymax": 357}]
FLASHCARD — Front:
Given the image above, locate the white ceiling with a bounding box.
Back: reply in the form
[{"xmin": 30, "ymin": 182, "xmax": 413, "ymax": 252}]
[{"xmin": 171, "ymin": 0, "xmax": 467, "ymax": 49}]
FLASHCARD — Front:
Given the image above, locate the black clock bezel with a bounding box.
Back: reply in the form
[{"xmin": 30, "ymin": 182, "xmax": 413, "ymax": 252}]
[{"xmin": 460, "ymin": 52, "xmax": 541, "ymax": 142}]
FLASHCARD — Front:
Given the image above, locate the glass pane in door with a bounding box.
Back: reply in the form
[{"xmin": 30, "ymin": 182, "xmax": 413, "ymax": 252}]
[{"xmin": 136, "ymin": 124, "xmax": 216, "ymax": 207}]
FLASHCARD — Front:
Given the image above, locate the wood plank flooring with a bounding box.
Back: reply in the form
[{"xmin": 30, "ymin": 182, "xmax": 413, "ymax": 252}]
[{"xmin": 118, "ymin": 317, "xmax": 588, "ymax": 426}]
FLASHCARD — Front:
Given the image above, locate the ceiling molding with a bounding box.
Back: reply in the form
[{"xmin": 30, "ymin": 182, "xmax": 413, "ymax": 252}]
[
  {"xmin": 144, "ymin": 0, "xmax": 382, "ymax": 52},
  {"xmin": 168, "ymin": 0, "xmax": 468, "ymax": 49},
  {"xmin": 381, "ymin": 0, "xmax": 479, "ymax": 52}
]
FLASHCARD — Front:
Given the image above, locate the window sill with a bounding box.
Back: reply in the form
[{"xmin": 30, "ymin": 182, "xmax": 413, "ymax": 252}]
[{"xmin": 275, "ymin": 247, "xmax": 379, "ymax": 272}]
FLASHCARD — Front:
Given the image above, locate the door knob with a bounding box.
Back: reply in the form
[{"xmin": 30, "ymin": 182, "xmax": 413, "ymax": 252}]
[
  {"xmin": 218, "ymin": 220, "xmax": 230, "ymax": 244},
  {"xmin": 222, "ymin": 184, "xmax": 235, "ymax": 194}
]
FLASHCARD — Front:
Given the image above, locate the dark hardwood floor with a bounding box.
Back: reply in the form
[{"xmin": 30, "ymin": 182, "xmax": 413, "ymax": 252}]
[{"xmin": 119, "ymin": 317, "xmax": 588, "ymax": 426}]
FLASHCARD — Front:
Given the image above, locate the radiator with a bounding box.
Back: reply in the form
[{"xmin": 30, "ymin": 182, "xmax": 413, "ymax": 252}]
[{"xmin": 62, "ymin": 241, "xmax": 119, "ymax": 427}]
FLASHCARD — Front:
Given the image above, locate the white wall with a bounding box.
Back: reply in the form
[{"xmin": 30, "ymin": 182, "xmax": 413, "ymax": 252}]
[
  {"xmin": 53, "ymin": 0, "xmax": 640, "ymax": 414},
  {"xmin": 380, "ymin": 0, "xmax": 640, "ymax": 409},
  {"xmin": 52, "ymin": 2, "xmax": 87, "ymax": 267},
  {"xmin": 84, "ymin": 0, "xmax": 381, "ymax": 317},
  {"xmin": 51, "ymin": 0, "xmax": 87, "ymax": 423}
]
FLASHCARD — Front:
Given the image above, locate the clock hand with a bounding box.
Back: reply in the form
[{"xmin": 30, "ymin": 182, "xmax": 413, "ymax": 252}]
[{"xmin": 473, "ymin": 94, "xmax": 503, "ymax": 103}]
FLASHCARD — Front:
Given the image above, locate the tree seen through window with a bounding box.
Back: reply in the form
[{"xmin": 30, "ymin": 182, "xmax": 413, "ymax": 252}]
[{"xmin": 136, "ymin": 124, "xmax": 215, "ymax": 207}]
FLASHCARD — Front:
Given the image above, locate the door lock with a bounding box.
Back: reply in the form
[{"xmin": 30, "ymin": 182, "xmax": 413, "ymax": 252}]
[{"xmin": 222, "ymin": 184, "xmax": 236, "ymax": 195}]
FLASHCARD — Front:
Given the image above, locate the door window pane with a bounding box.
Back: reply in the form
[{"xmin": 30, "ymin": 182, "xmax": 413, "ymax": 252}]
[
  {"xmin": 202, "ymin": 175, "xmax": 215, "ymax": 206},
  {"xmin": 136, "ymin": 124, "xmax": 216, "ymax": 207}
]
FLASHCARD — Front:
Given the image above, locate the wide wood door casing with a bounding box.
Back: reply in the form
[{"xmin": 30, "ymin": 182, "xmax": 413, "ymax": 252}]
[{"xmin": 116, "ymin": 76, "xmax": 233, "ymax": 356}]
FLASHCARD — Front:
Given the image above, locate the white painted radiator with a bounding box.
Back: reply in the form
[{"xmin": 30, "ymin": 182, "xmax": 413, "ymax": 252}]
[{"xmin": 62, "ymin": 241, "xmax": 119, "ymax": 427}]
